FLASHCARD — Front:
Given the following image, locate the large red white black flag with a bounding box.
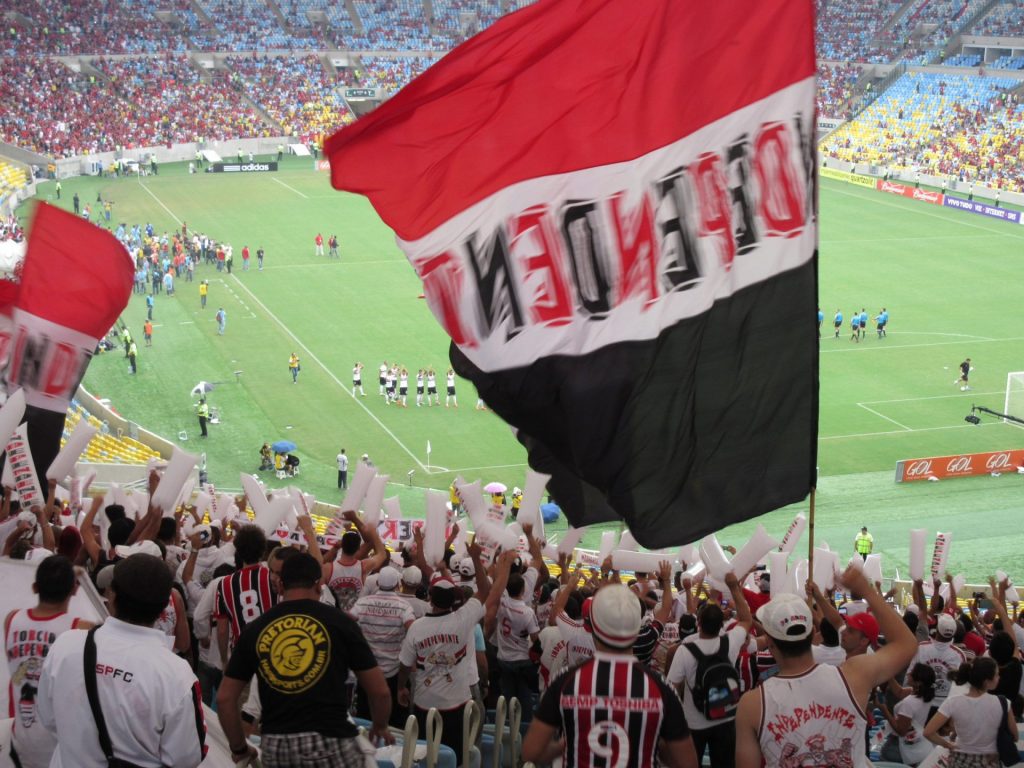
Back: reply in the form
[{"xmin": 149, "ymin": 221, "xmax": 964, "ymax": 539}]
[{"xmin": 327, "ymin": 0, "xmax": 819, "ymax": 546}]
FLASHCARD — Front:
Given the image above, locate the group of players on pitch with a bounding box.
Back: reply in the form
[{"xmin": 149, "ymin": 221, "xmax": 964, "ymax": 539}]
[
  {"xmin": 350, "ymin": 362, "xmax": 463, "ymax": 408},
  {"xmin": 820, "ymin": 307, "xmax": 889, "ymax": 342}
]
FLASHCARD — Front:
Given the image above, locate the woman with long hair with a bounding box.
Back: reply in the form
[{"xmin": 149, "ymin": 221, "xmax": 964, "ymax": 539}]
[
  {"xmin": 923, "ymin": 657, "xmax": 1018, "ymax": 768},
  {"xmin": 879, "ymin": 663, "xmax": 938, "ymax": 766}
]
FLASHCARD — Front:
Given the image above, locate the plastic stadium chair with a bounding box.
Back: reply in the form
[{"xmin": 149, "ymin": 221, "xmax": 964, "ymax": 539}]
[
  {"xmin": 462, "ymin": 699, "xmax": 482, "ymax": 768},
  {"xmin": 502, "ymin": 696, "xmax": 523, "ymax": 768},
  {"xmin": 480, "ymin": 695, "xmax": 506, "ymax": 768}
]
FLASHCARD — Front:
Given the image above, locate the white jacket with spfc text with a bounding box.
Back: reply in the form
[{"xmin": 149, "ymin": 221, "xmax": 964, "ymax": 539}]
[{"xmin": 36, "ymin": 617, "xmax": 207, "ymax": 768}]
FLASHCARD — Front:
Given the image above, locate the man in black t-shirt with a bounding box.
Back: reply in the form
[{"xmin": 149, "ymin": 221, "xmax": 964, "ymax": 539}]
[{"xmin": 217, "ymin": 553, "xmax": 394, "ymax": 766}]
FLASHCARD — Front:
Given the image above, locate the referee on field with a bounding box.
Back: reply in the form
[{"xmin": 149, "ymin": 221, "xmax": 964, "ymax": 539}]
[{"xmin": 523, "ymin": 583, "xmax": 699, "ymax": 768}]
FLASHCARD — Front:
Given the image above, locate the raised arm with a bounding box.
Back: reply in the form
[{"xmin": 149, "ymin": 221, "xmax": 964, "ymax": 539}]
[
  {"xmin": 522, "ymin": 523, "xmax": 549, "ymax": 584},
  {"xmin": 725, "ymin": 572, "xmax": 753, "ymax": 632},
  {"xmin": 296, "ymin": 515, "xmax": 323, "ymax": 565},
  {"xmin": 653, "ymin": 561, "xmax": 675, "ymax": 625},
  {"xmin": 484, "ymin": 550, "xmax": 515, "ymax": 638},
  {"xmin": 80, "ymin": 495, "xmax": 104, "ymax": 565},
  {"xmin": 469, "ymin": 540, "xmax": 492, "ymax": 602},
  {"xmin": 808, "ymin": 580, "xmax": 844, "ymax": 632}
]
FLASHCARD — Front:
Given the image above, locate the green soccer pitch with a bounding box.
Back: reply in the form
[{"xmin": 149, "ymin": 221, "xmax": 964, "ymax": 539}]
[{"xmin": 24, "ymin": 161, "xmax": 1024, "ymax": 580}]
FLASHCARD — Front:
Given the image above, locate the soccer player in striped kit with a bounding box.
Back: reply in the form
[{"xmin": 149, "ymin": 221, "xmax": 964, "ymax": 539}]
[{"xmin": 524, "ymin": 583, "xmax": 699, "ymax": 768}]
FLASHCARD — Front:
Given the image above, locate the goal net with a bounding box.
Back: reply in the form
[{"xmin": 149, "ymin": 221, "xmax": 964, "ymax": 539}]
[{"xmin": 1004, "ymin": 372, "xmax": 1024, "ymax": 426}]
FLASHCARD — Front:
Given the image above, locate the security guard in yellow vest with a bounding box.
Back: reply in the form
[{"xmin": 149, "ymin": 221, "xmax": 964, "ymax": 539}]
[
  {"xmin": 197, "ymin": 399, "xmax": 209, "ymax": 438},
  {"xmin": 854, "ymin": 526, "xmax": 873, "ymax": 561}
]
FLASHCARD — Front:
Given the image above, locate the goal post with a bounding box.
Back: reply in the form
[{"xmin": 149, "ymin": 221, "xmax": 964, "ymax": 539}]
[{"xmin": 1004, "ymin": 372, "xmax": 1024, "ymax": 426}]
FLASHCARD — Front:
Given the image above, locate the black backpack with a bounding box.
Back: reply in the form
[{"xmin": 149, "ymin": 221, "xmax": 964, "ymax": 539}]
[{"xmin": 683, "ymin": 637, "xmax": 741, "ymax": 721}]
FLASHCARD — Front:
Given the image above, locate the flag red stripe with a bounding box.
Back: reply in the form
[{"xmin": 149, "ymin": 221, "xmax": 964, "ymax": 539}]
[{"xmin": 326, "ymin": 0, "xmax": 815, "ymax": 242}]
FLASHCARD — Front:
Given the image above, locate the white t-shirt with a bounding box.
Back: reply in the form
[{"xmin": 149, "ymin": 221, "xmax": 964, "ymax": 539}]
[
  {"xmin": 537, "ymin": 625, "xmax": 567, "ymax": 694},
  {"xmin": 911, "ymin": 640, "xmax": 966, "ymax": 703},
  {"xmin": 666, "ymin": 625, "xmax": 748, "ymax": 730},
  {"xmin": 337, "ymin": 453, "xmax": 348, "ymax": 471},
  {"xmin": 893, "ymin": 694, "xmax": 936, "ymax": 765},
  {"xmin": 400, "ymin": 597, "xmax": 484, "ymax": 711},
  {"xmin": 938, "ymin": 693, "xmax": 1003, "ymax": 754},
  {"xmin": 812, "ymin": 643, "xmax": 847, "ymax": 666},
  {"xmin": 555, "ymin": 612, "xmax": 594, "ymax": 668},
  {"xmin": 494, "ymin": 594, "xmax": 539, "ymax": 662},
  {"xmin": 352, "ymin": 592, "xmax": 415, "ymax": 677}
]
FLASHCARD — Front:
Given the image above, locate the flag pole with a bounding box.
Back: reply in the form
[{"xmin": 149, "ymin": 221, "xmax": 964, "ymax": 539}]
[{"xmin": 807, "ymin": 487, "xmax": 816, "ymax": 582}]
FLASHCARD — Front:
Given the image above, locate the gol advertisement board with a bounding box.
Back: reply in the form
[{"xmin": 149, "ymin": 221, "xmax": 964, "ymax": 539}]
[{"xmin": 895, "ymin": 448, "xmax": 1024, "ymax": 482}]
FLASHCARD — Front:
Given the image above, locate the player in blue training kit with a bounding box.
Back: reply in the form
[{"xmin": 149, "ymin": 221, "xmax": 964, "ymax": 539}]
[
  {"xmin": 859, "ymin": 309, "xmax": 868, "ymax": 340},
  {"xmin": 850, "ymin": 312, "xmax": 860, "ymax": 342},
  {"xmin": 817, "ymin": 308, "xmax": 824, "ymax": 339},
  {"xmin": 834, "ymin": 309, "xmax": 843, "ymax": 338},
  {"xmin": 876, "ymin": 308, "xmax": 888, "ymax": 338}
]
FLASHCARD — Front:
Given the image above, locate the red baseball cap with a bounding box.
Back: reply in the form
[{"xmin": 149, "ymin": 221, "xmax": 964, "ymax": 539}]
[{"xmin": 846, "ymin": 613, "xmax": 879, "ymax": 647}]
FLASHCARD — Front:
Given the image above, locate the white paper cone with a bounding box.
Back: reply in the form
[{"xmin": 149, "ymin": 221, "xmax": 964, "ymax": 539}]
[
  {"xmin": 133, "ymin": 493, "xmax": 150, "ymax": 519},
  {"xmin": 240, "ymin": 474, "xmax": 268, "ymax": 519},
  {"xmin": 597, "ymin": 531, "xmax": 617, "ymax": 564},
  {"xmin": 678, "ymin": 545, "xmax": 699, "ymax": 569},
  {"xmin": 6, "ymin": 424, "xmax": 41, "ymax": 507},
  {"xmin": 423, "ymin": 490, "xmax": 448, "ymax": 567},
  {"xmin": 931, "ymin": 532, "xmax": 952, "ymax": 580},
  {"xmin": 813, "ymin": 547, "xmax": 836, "ymax": 590},
  {"xmin": 778, "ymin": 514, "xmax": 807, "ymax": 555},
  {"xmin": 254, "ymin": 496, "xmax": 294, "ymax": 534},
  {"xmin": 1007, "ymin": 586, "xmax": 1021, "ymax": 603},
  {"xmin": 557, "ymin": 527, "xmax": 584, "ymax": 557},
  {"xmin": 340, "ymin": 462, "xmax": 376, "ymax": 513},
  {"xmin": 682, "ymin": 560, "xmax": 706, "ymax": 584},
  {"xmin": 362, "ymin": 475, "xmax": 389, "ymax": 527},
  {"xmin": 699, "ymin": 535, "xmax": 731, "ymax": 582},
  {"xmin": 172, "ymin": 477, "xmax": 196, "ymax": 516},
  {"xmin": 516, "ymin": 469, "xmax": 549, "ymax": 529},
  {"xmin": 0, "ymin": 390, "xmax": 26, "ymax": 454},
  {"xmin": 151, "ymin": 447, "xmax": 199, "ymax": 513},
  {"xmin": 864, "ymin": 553, "xmax": 883, "ymax": 584},
  {"xmin": 788, "ymin": 559, "xmax": 807, "ymax": 596},
  {"xmin": 611, "ymin": 550, "xmax": 670, "ymax": 573},
  {"xmin": 455, "ymin": 479, "xmax": 487, "ymax": 527},
  {"xmin": 618, "ymin": 530, "xmax": 638, "ymax": 551},
  {"xmin": 730, "ymin": 525, "xmax": 781, "ymax": 577},
  {"xmin": 46, "ymin": 420, "xmax": 98, "ymax": 482},
  {"xmin": 768, "ymin": 552, "xmax": 789, "ymax": 597},
  {"xmin": 193, "ymin": 491, "xmax": 211, "ymax": 520},
  {"xmin": 1, "ymin": 459, "xmax": 12, "ymax": 490},
  {"xmin": 382, "ymin": 496, "xmax": 402, "ymax": 520},
  {"xmin": 847, "ymin": 555, "xmax": 865, "ymax": 573},
  {"xmin": 909, "ymin": 528, "xmax": 927, "ymax": 581},
  {"xmin": 216, "ymin": 493, "xmax": 238, "ymax": 523}
]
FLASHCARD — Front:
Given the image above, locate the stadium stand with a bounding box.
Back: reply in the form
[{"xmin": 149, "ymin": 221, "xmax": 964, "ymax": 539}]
[
  {"xmin": 821, "ymin": 72, "xmax": 1024, "ymax": 192},
  {"xmin": 356, "ymin": 55, "xmax": 435, "ymax": 90},
  {"xmin": 0, "ymin": 162, "xmax": 29, "ymax": 197},
  {"xmin": 815, "ymin": 0, "xmax": 905, "ymax": 62},
  {"xmin": 991, "ymin": 54, "xmax": 1024, "ymax": 69},
  {"xmin": 65, "ymin": 399, "xmax": 162, "ymax": 465},
  {"xmin": 225, "ymin": 54, "xmax": 354, "ymax": 141},
  {"xmin": 971, "ymin": 0, "xmax": 1024, "ymax": 36},
  {"xmin": 817, "ymin": 63, "xmax": 863, "ymax": 119},
  {"xmin": 883, "ymin": 0, "xmax": 990, "ymax": 63},
  {"xmin": 943, "ymin": 53, "xmax": 984, "ymax": 66},
  {"xmin": 348, "ymin": 0, "xmax": 442, "ymax": 50},
  {"xmin": 191, "ymin": 0, "xmax": 322, "ymax": 50},
  {"xmin": 430, "ymin": 0, "xmax": 506, "ymax": 44},
  {"xmin": 279, "ymin": 0, "xmax": 355, "ymax": 47}
]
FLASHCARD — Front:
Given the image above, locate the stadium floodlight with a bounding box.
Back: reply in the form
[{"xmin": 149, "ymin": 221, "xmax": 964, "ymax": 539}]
[{"xmin": 1004, "ymin": 372, "xmax": 1024, "ymax": 428}]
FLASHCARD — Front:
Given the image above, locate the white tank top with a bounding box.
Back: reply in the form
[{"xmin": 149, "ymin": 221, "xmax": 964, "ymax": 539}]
[
  {"xmin": 758, "ymin": 664, "xmax": 869, "ymax": 768},
  {"xmin": 6, "ymin": 608, "xmax": 80, "ymax": 763},
  {"xmin": 328, "ymin": 560, "xmax": 364, "ymax": 612}
]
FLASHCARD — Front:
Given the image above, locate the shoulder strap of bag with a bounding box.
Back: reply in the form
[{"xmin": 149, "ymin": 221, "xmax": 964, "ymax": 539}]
[{"xmin": 84, "ymin": 626, "xmax": 117, "ymax": 762}]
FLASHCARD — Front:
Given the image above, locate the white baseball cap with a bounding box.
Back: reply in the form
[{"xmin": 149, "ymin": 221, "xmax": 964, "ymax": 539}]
[
  {"xmin": 589, "ymin": 584, "xmax": 642, "ymax": 648},
  {"xmin": 114, "ymin": 540, "xmax": 162, "ymax": 559},
  {"xmin": 456, "ymin": 557, "xmax": 475, "ymax": 579},
  {"xmin": 756, "ymin": 593, "xmax": 813, "ymax": 641},
  {"xmin": 936, "ymin": 613, "xmax": 958, "ymax": 639},
  {"xmin": 402, "ymin": 566, "xmax": 423, "ymax": 587},
  {"xmin": 377, "ymin": 566, "xmax": 400, "ymax": 591}
]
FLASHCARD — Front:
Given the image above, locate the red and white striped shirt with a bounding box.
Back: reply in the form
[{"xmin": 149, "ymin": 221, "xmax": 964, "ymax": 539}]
[
  {"xmin": 215, "ymin": 564, "xmax": 276, "ymax": 645},
  {"xmin": 535, "ymin": 651, "xmax": 689, "ymax": 768}
]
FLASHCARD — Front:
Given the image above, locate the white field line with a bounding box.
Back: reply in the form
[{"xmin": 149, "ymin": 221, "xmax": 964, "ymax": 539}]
[
  {"xmin": 856, "ymin": 403, "xmax": 912, "ymax": 431},
  {"xmin": 826, "ymin": 184, "xmax": 1024, "ymax": 240},
  {"xmin": 138, "ymin": 180, "xmax": 427, "ymax": 471},
  {"xmin": 260, "ymin": 261, "xmax": 407, "ymax": 269},
  {"xmin": 819, "ymin": 422, "xmax": 996, "ymax": 440},
  {"xmin": 861, "ymin": 390, "xmax": 1003, "ymax": 405},
  {"xmin": 271, "ymin": 177, "xmax": 309, "ymax": 199}
]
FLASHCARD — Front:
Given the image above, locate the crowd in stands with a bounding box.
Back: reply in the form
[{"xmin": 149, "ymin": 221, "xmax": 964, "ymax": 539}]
[
  {"xmin": 0, "ymin": 215, "xmax": 24, "ymax": 243},
  {"xmin": 815, "ymin": 0, "xmax": 905, "ymax": 62},
  {"xmin": 817, "ymin": 62, "xmax": 863, "ymax": 119},
  {"xmin": 192, "ymin": 0, "xmax": 321, "ymax": 51},
  {"xmin": 225, "ymin": 54, "xmax": 354, "ymax": 142},
  {"xmin": 972, "ymin": 0, "xmax": 1024, "ymax": 37},
  {"xmin": 348, "ymin": 0, "xmax": 442, "ymax": 50},
  {"xmin": 356, "ymin": 55, "xmax": 435, "ymax": 90},
  {"xmin": 4, "ymin": 470, "xmax": 1024, "ymax": 767},
  {"xmin": 822, "ymin": 72, "xmax": 1024, "ymax": 192},
  {"xmin": 279, "ymin": 0, "xmax": 355, "ymax": 48},
  {"xmin": 430, "ymin": 0, "xmax": 506, "ymax": 44},
  {"xmin": 883, "ymin": 0, "xmax": 989, "ymax": 63},
  {"xmin": 992, "ymin": 54, "xmax": 1024, "ymax": 69}
]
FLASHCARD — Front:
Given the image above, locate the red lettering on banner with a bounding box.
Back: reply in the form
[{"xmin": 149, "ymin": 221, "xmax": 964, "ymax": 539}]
[
  {"xmin": 754, "ymin": 122, "xmax": 805, "ymax": 237},
  {"xmin": 693, "ymin": 152, "xmax": 735, "ymax": 269},
  {"xmin": 508, "ymin": 205, "xmax": 573, "ymax": 326},
  {"xmin": 880, "ymin": 181, "xmax": 907, "ymax": 196},
  {"xmin": 897, "ymin": 449, "xmax": 1024, "ymax": 482},
  {"xmin": 415, "ymin": 252, "xmax": 476, "ymax": 347},
  {"xmin": 609, "ymin": 192, "xmax": 660, "ymax": 307},
  {"xmin": 42, "ymin": 342, "xmax": 82, "ymax": 398}
]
